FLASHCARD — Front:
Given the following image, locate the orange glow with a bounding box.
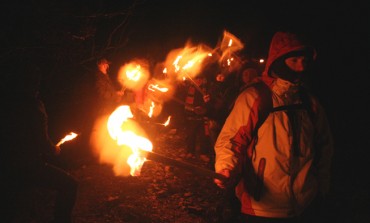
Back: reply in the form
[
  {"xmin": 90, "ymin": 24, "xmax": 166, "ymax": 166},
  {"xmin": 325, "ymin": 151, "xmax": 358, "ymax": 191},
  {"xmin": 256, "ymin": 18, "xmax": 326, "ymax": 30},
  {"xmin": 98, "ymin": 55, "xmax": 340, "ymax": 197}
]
[
  {"xmin": 228, "ymin": 39, "xmax": 233, "ymax": 47},
  {"xmin": 117, "ymin": 59, "xmax": 150, "ymax": 91},
  {"xmin": 164, "ymin": 42, "xmax": 213, "ymax": 81},
  {"xmin": 163, "ymin": 116, "xmax": 171, "ymax": 126},
  {"xmin": 126, "ymin": 65, "xmax": 142, "ymax": 81},
  {"xmin": 107, "ymin": 105, "xmax": 153, "ymax": 176},
  {"xmin": 147, "ymin": 84, "xmax": 169, "ymax": 92},
  {"xmin": 148, "ymin": 101, "xmax": 155, "ymax": 117},
  {"xmin": 219, "ymin": 30, "xmax": 244, "ymax": 52},
  {"xmin": 56, "ymin": 132, "xmax": 78, "ymax": 146},
  {"xmin": 218, "ymin": 30, "xmax": 244, "ymax": 72},
  {"xmin": 90, "ymin": 106, "xmax": 152, "ymax": 177}
]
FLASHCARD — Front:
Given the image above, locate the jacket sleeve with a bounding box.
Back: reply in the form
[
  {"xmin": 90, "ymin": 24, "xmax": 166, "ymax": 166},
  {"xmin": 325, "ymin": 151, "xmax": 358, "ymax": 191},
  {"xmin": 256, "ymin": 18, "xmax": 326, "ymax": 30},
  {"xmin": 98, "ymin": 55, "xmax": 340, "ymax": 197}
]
[{"xmin": 214, "ymin": 89, "xmax": 259, "ymax": 173}]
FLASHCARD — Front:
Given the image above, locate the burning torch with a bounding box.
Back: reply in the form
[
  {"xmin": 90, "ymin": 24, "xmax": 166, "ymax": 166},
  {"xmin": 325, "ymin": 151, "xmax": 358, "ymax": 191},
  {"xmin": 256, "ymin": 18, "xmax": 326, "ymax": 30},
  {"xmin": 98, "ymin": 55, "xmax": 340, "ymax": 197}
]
[
  {"xmin": 102, "ymin": 105, "xmax": 226, "ymax": 181},
  {"xmin": 55, "ymin": 132, "xmax": 78, "ymax": 154}
]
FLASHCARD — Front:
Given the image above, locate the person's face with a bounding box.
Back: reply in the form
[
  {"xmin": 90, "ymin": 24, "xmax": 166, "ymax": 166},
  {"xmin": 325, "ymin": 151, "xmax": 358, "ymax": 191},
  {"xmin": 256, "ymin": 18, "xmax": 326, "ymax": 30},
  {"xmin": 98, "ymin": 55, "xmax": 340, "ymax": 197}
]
[
  {"xmin": 99, "ymin": 63, "xmax": 110, "ymax": 74},
  {"xmin": 284, "ymin": 56, "xmax": 308, "ymax": 72}
]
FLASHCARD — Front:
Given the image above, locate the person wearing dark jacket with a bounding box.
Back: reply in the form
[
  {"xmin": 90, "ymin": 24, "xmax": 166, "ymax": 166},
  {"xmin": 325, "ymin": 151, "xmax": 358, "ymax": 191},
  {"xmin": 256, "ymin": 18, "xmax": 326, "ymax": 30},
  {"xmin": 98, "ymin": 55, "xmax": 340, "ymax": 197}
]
[
  {"xmin": 94, "ymin": 58, "xmax": 124, "ymax": 117},
  {"xmin": 2, "ymin": 66, "xmax": 78, "ymax": 223},
  {"xmin": 214, "ymin": 31, "xmax": 334, "ymax": 222},
  {"xmin": 183, "ymin": 76, "xmax": 212, "ymax": 162}
]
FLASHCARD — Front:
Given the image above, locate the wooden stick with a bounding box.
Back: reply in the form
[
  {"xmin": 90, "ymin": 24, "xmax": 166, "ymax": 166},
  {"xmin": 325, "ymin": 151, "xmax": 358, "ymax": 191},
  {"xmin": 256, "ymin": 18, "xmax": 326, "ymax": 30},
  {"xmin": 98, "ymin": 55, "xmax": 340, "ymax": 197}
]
[{"xmin": 140, "ymin": 150, "xmax": 226, "ymax": 181}]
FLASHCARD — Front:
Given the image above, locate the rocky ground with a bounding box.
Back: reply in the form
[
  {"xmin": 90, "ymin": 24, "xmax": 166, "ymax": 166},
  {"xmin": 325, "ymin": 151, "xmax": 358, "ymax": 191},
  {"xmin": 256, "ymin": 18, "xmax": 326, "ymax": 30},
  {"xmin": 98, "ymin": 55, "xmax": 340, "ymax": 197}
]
[
  {"xmin": 11, "ymin": 125, "xmax": 370, "ymax": 223},
  {"xmin": 14, "ymin": 126, "xmax": 241, "ymax": 223},
  {"xmin": 71, "ymin": 128, "xmax": 236, "ymax": 223}
]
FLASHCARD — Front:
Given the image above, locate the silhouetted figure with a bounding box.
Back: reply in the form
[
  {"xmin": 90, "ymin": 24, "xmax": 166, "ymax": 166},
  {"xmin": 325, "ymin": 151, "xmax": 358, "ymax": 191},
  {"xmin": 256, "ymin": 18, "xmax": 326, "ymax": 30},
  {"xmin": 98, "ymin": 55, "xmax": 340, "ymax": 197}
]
[
  {"xmin": 94, "ymin": 58, "xmax": 124, "ymax": 117},
  {"xmin": 182, "ymin": 76, "xmax": 212, "ymax": 162},
  {"xmin": 1, "ymin": 62, "xmax": 78, "ymax": 223}
]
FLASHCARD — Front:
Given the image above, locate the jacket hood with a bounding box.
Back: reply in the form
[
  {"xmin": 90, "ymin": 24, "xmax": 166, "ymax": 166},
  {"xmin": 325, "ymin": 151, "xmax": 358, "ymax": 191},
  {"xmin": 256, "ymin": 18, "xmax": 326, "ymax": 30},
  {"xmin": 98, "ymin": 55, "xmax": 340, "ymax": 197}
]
[{"xmin": 262, "ymin": 31, "xmax": 316, "ymax": 78}]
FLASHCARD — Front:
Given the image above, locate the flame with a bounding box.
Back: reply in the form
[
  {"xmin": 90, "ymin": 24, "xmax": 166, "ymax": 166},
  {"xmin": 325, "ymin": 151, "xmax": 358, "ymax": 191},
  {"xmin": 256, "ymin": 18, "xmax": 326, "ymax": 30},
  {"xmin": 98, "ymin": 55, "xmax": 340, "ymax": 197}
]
[
  {"xmin": 228, "ymin": 39, "xmax": 233, "ymax": 47},
  {"xmin": 126, "ymin": 65, "xmax": 142, "ymax": 81},
  {"xmin": 56, "ymin": 132, "xmax": 78, "ymax": 146},
  {"xmin": 90, "ymin": 106, "xmax": 152, "ymax": 177},
  {"xmin": 148, "ymin": 101, "xmax": 155, "ymax": 117},
  {"xmin": 218, "ymin": 30, "xmax": 244, "ymax": 73},
  {"xmin": 147, "ymin": 84, "xmax": 169, "ymax": 92},
  {"xmin": 164, "ymin": 42, "xmax": 213, "ymax": 80},
  {"xmin": 144, "ymin": 79, "xmax": 174, "ymax": 114},
  {"xmin": 219, "ymin": 30, "xmax": 244, "ymax": 52},
  {"xmin": 163, "ymin": 116, "xmax": 171, "ymax": 126},
  {"xmin": 107, "ymin": 105, "xmax": 153, "ymax": 176},
  {"xmin": 117, "ymin": 59, "xmax": 150, "ymax": 91}
]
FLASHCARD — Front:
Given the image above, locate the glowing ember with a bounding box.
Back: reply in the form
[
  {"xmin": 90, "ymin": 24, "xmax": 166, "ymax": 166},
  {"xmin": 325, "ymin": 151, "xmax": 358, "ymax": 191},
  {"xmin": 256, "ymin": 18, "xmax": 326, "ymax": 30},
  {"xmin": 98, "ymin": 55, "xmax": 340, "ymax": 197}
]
[
  {"xmin": 56, "ymin": 132, "xmax": 78, "ymax": 147},
  {"xmin": 107, "ymin": 105, "xmax": 153, "ymax": 176}
]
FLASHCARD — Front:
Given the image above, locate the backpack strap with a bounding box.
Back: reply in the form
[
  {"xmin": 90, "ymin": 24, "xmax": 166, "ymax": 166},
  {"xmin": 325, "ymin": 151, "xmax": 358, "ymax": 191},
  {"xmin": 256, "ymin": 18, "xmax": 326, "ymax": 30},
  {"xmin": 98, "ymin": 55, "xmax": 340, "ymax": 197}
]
[
  {"xmin": 270, "ymin": 86, "xmax": 315, "ymax": 157},
  {"xmin": 247, "ymin": 83, "xmax": 316, "ymax": 159},
  {"xmin": 245, "ymin": 81, "xmax": 273, "ymax": 161},
  {"xmin": 251, "ymin": 81, "xmax": 273, "ymax": 137}
]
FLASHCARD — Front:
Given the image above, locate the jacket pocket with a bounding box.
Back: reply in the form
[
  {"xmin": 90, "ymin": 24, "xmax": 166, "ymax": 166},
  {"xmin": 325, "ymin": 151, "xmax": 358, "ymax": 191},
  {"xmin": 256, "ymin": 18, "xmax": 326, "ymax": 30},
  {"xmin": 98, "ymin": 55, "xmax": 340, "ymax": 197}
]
[{"xmin": 243, "ymin": 157, "xmax": 266, "ymax": 201}]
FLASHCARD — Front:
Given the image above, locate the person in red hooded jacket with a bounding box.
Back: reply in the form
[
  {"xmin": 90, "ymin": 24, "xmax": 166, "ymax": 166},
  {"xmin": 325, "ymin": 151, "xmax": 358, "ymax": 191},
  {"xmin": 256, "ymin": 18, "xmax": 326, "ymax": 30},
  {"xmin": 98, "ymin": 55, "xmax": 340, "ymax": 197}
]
[{"xmin": 213, "ymin": 31, "xmax": 334, "ymax": 222}]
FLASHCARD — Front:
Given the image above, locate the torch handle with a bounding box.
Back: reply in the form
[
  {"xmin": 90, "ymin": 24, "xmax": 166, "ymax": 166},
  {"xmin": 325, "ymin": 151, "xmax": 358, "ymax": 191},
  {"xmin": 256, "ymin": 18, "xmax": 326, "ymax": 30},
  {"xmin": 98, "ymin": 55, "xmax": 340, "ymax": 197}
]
[
  {"xmin": 184, "ymin": 73, "xmax": 205, "ymax": 96},
  {"xmin": 144, "ymin": 151, "xmax": 227, "ymax": 181}
]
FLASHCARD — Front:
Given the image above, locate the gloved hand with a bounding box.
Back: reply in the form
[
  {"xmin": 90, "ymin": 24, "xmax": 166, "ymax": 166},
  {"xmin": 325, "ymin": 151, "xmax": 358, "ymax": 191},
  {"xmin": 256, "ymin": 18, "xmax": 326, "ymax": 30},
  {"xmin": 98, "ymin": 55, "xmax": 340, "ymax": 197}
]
[
  {"xmin": 54, "ymin": 145, "xmax": 61, "ymax": 155},
  {"xmin": 214, "ymin": 168, "xmax": 231, "ymax": 189}
]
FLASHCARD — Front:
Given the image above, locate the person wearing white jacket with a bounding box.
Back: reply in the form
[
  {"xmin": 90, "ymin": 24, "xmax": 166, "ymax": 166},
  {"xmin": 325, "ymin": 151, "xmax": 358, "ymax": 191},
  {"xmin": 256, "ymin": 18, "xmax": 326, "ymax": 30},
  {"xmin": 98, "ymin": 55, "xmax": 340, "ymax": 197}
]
[{"xmin": 214, "ymin": 31, "xmax": 334, "ymax": 222}]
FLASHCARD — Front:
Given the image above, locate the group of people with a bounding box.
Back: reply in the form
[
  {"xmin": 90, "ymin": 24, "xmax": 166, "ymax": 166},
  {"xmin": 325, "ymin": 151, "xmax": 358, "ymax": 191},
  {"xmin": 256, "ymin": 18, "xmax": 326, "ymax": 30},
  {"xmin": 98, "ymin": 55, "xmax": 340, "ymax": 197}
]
[
  {"xmin": 165, "ymin": 30, "xmax": 334, "ymax": 223},
  {"xmin": 174, "ymin": 54, "xmax": 260, "ymax": 164},
  {"xmin": 1, "ymin": 30, "xmax": 334, "ymax": 223}
]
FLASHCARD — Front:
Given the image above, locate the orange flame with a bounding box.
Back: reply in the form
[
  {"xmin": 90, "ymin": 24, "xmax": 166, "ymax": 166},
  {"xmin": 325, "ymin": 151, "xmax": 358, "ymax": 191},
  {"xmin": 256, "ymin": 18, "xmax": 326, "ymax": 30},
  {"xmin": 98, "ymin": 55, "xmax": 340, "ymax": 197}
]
[
  {"xmin": 56, "ymin": 132, "xmax": 78, "ymax": 146},
  {"xmin": 147, "ymin": 84, "xmax": 169, "ymax": 92},
  {"xmin": 218, "ymin": 30, "xmax": 244, "ymax": 73},
  {"xmin": 117, "ymin": 59, "xmax": 150, "ymax": 91},
  {"xmin": 107, "ymin": 105, "xmax": 153, "ymax": 176},
  {"xmin": 164, "ymin": 42, "xmax": 213, "ymax": 80},
  {"xmin": 148, "ymin": 101, "xmax": 155, "ymax": 117},
  {"xmin": 163, "ymin": 116, "xmax": 171, "ymax": 126}
]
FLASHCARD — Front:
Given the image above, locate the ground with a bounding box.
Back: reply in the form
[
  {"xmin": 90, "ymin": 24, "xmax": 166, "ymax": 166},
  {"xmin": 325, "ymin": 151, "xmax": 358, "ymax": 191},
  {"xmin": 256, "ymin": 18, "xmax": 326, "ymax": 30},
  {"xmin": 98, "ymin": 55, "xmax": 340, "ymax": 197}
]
[
  {"xmin": 71, "ymin": 128, "xmax": 233, "ymax": 223},
  {"xmin": 13, "ymin": 126, "xmax": 240, "ymax": 223},
  {"xmin": 10, "ymin": 125, "xmax": 370, "ymax": 223}
]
